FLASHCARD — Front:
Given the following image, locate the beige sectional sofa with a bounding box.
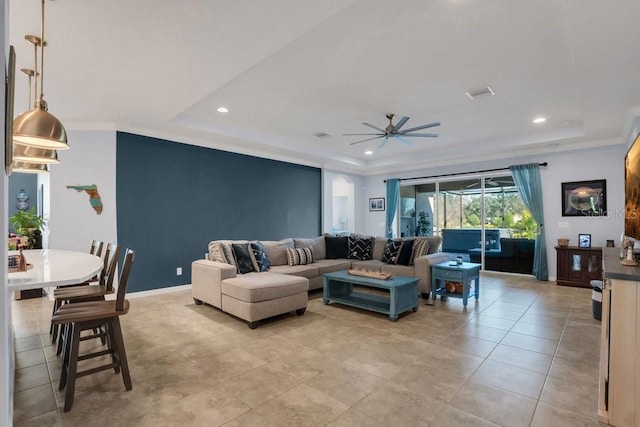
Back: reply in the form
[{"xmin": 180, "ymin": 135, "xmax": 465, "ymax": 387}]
[{"xmin": 191, "ymin": 235, "xmax": 449, "ymax": 327}]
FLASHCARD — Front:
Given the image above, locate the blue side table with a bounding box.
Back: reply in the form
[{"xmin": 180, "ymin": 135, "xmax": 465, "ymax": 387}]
[{"xmin": 431, "ymin": 261, "xmax": 481, "ymax": 307}]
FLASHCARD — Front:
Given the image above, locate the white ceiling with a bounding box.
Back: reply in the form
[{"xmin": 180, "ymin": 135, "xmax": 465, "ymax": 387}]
[{"xmin": 9, "ymin": 0, "xmax": 640, "ymax": 175}]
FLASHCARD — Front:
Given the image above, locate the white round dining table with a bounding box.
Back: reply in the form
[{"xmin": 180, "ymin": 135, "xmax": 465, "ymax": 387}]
[{"xmin": 7, "ymin": 249, "xmax": 103, "ymax": 291}]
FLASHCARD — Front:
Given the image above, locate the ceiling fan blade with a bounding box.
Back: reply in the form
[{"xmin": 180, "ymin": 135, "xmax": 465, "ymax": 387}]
[
  {"xmin": 399, "ymin": 121, "xmax": 441, "ymax": 133},
  {"xmin": 378, "ymin": 137, "xmax": 390, "ymax": 149},
  {"xmin": 401, "ymin": 133, "xmax": 439, "ymax": 137},
  {"xmin": 392, "ymin": 116, "xmax": 409, "ymax": 133},
  {"xmin": 362, "ymin": 122, "xmax": 387, "ymax": 133},
  {"xmin": 396, "ymin": 136, "xmax": 414, "ymax": 146},
  {"xmin": 350, "ymin": 135, "xmax": 383, "ymax": 146},
  {"xmin": 343, "ymin": 133, "xmax": 383, "ymax": 136}
]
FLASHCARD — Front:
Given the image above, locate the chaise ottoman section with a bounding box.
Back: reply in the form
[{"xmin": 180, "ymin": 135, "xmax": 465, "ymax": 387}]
[{"xmin": 221, "ymin": 273, "xmax": 309, "ymax": 329}]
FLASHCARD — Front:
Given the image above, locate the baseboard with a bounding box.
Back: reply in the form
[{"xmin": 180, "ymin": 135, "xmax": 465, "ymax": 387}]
[{"xmin": 126, "ymin": 284, "xmax": 192, "ymax": 299}]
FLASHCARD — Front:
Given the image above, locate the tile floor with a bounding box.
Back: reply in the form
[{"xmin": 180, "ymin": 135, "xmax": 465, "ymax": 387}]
[{"xmin": 11, "ymin": 273, "xmax": 607, "ymax": 426}]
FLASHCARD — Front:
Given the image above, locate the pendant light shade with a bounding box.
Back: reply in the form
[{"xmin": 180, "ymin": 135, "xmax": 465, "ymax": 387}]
[
  {"xmin": 13, "ymin": 107, "xmax": 68, "ymax": 149},
  {"xmin": 11, "ymin": 161, "xmax": 50, "ymax": 174},
  {"xmin": 13, "ymin": 0, "xmax": 69, "ymax": 151},
  {"xmin": 13, "ymin": 143, "xmax": 59, "ymax": 164}
]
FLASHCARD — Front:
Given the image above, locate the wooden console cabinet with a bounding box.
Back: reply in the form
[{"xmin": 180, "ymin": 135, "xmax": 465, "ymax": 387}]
[{"xmin": 555, "ymin": 246, "xmax": 602, "ymax": 288}]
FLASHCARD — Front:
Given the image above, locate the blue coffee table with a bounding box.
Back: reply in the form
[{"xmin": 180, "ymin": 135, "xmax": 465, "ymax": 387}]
[
  {"xmin": 322, "ymin": 270, "xmax": 419, "ymax": 321},
  {"xmin": 431, "ymin": 261, "xmax": 481, "ymax": 307}
]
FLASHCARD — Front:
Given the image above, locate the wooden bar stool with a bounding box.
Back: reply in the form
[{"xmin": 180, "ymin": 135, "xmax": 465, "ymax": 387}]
[
  {"xmin": 50, "ymin": 243, "xmax": 120, "ymax": 347},
  {"xmin": 52, "ymin": 248, "xmax": 135, "ymax": 412},
  {"xmin": 49, "ymin": 240, "xmax": 104, "ymax": 339}
]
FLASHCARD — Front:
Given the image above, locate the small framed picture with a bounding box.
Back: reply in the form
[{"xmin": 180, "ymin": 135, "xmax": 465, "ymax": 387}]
[
  {"xmin": 578, "ymin": 233, "xmax": 591, "ymax": 248},
  {"xmin": 369, "ymin": 197, "xmax": 385, "ymax": 211}
]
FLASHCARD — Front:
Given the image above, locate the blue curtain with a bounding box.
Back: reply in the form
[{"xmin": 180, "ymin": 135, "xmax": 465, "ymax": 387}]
[
  {"xmin": 386, "ymin": 179, "xmax": 400, "ymax": 238},
  {"xmin": 509, "ymin": 164, "xmax": 548, "ymax": 280}
]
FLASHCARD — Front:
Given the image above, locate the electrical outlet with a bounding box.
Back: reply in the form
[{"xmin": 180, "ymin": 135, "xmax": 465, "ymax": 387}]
[{"xmin": 176, "ymin": 267, "xmax": 182, "ymax": 276}]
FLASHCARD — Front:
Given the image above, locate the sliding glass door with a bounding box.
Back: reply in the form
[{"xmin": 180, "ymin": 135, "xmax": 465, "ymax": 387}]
[{"xmin": 401, "ymin": 174, "xmax": 536, "ymax": 275}]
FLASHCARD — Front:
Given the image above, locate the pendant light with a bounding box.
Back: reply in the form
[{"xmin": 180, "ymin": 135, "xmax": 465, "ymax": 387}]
[
  {"xmin": 12, "ymin": 0, "xmax": 69, "ymax": 150},
  {"xmin": 11, "ymin": 161, "xmax": 50, "ymax": 174},
  {"xmin": 13, "ymin": 59, "xmax": 60, "ymax": 165}
]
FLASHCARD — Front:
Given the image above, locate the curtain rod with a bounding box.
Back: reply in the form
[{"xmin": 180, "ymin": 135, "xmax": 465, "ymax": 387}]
[{"xmin": 384, "ymin": 162, "xmax": 548, "ymax": 183}]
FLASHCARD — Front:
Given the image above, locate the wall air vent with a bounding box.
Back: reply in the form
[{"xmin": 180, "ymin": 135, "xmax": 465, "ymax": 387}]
[
  {"xmin": 313, "ymin": 132, "xmax": 331, "ymax": 138},
  {"xmin": 466, "ymin": 86, "xmax": 495, "ymax": 100}
]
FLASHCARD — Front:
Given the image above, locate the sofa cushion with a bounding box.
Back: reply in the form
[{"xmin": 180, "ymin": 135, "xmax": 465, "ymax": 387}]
[
  {"xmin": 350, "ymin": 259, "xmax": 386, "ymax": 270},
  {"xmin": 294, "ymin": 237, "xmax": 326, "ymax": 259},
  {"xmin": 348, "ymin": 236, "xmax": 374, "ymax": 260},
  {"xmin": 269, "ymin": 264, "xmax": 320, "ymax": 279},
  {"xmin": 325, "ymin": 236, "xmax": 349, "ymax": 259},
  {"xmin": 380, "ymin": 264, "xmax": 415, "ymax": 277},
  {"xmin": 396, "ymin": 239, "xmax": 415, "ymax": 266},
  {"xmin": 372, "ymin": 236, "xmax": 388, "ymax": 260},
  {"xmin": 208, "ymin": 241, "xmax": 238, "ymax": 269},
  {"xmin": 312, "ymin": 259, "xmax": 352, "ymax": 275},
  {"xmin": 411, "ymin": 239, "xmax": 431, "ymax": 265},
  {"xmin": 286, "ymin": 247, "xmax": 314, "ymax": 266},
  {"xmin": 249, "ymin": 241, "xmax": 271, "ymax": 272},
  {"xmin": 221, "ymin": 273, "xmax": 308, "ymax": 303},
  {"xmin": 262, "ymin": 239, "xmax": 294, "ymax": 266},
  {"xmin": 232, "ymin": 243, "xmax": 255, "ymax": 274},
  {"xmin": 382, "ymin": 239, "xmax": 404, "ymax": 264}
]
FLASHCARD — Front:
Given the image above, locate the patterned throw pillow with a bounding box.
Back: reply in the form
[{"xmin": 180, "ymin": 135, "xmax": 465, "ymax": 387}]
[
  {"xmin": 411, "ymin": 239, "xmax": 431, "ymax": 265},
  {"xmin": 232, "ymin": 243, "xmax": 255, "ymax": 274},
  {"xmin": 381, "ymin": 239, "xmax": 404, "ymax": 264},
  {"xmin": 348, "ymin": 236, "xmax": 374, "ymax": 260},
  {"xmin": 396, "ymin": 239, "xmax": 415, "ymax": 266},
  {"xmin": 249, "ymin": 241, "xmax": 271, "ymax": 272},
  {"xmin": 286, "ymin": 247, "xmax": 314, "ymax": 266}
]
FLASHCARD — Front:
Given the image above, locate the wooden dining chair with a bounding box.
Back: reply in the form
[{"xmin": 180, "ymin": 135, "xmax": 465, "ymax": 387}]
[
  {"xmin": 50, "ymin": 243, "xmax": 120, "ymax": 347},
  {"xmin": 51, "ymin": 248, "xmax": 135, "ymax": 412}
]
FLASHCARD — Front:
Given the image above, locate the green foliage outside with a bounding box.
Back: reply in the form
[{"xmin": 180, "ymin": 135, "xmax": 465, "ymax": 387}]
[{"xmin": 439, "ymin": 190, "xmax": 537, "ymax": 239}]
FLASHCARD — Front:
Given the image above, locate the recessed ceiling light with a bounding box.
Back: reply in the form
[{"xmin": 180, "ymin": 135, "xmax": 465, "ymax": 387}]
[
  {"xmin": 365, "ymin": 150, "xmax": 373, "ymax": 156},
  {"xmin": 533, "ymin": 117, "xmax": 546, "ymax": 124},
  {"xmin": 217, "ymin": 107, "xmax": 229, "ymax": 113}
]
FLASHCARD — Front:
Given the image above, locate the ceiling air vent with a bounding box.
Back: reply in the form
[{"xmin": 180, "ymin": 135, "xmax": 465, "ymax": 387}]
[
  {"xmin": 466, "ymin": 86, "xmax": 495, "ymax": 100},
  {"xmin": 313, "ymin": 132, "xmax": 331, "ymax": 138}
]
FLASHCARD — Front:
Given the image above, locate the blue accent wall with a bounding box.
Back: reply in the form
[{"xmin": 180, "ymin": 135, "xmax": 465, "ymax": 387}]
[{"xmin": 116, "ymin": 132, "xmax": 322, "ymax": 292}]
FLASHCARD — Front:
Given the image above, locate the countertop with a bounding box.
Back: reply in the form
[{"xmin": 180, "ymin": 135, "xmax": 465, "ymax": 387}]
[{"xmin": 603, "ymin": 247, "xmax": 640, "ymax": 281}]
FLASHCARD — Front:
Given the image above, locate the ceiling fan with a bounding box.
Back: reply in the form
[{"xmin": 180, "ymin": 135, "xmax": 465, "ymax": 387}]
[{"xmin": 344, "ymin": 113, "xmax": 440, "ymax": 148}]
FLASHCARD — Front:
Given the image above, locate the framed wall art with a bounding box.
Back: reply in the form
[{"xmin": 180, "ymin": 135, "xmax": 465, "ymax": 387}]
[
  {"xmin": 561, "ymin": 179, "xmax": 607, "ymax": 216},
  {"xmin": 578, "ymin": 233, "xmax": 591, "ymax": 248},
  {"xmin": 369, "ymin": 197, "xmax": 385, "ymax": 211}
]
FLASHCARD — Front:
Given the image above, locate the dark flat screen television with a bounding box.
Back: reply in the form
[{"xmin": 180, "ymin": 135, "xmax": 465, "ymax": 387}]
[{"xmin": 624, "ymin": 133, "xmax": 640, "ymax": 240}]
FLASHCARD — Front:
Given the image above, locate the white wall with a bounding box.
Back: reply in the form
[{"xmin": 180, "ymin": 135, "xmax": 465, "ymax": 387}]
[
  {"xmin": 49, "ymin": 130, "xmax": 117, "ymax": 250},
  {"xmin": 322, "ymin": 169, "xmax": 366, "ymax": 234},
  {"xmin": 362, "ymin": 144, "xmax": 626, "ymax": 279}
]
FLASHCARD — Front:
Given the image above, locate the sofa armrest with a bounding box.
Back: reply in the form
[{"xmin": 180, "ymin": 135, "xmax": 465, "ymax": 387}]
[
  {"xmin": 192, "ymin": 260, "xmax": 237, "ymax": 309},
  {"xmin": 414, "ymin": 252, "xmax": 452, "ymax": 295}
]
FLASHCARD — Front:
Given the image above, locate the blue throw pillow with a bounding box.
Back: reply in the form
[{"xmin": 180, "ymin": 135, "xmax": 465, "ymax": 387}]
[
  {"xmin": 396, "ymin": 239, "xmax": 415, "ymax": 266},
  {"xmin": 232, "ymin": 243, "xmax": 255, "ymax": 274},
  {"xmin": 250, "ymin": 241, "xmax": 271, "ymax": 272},
  {"xmin": 325, "ymin": 236, "xmax": 349, "ymax": 259}
]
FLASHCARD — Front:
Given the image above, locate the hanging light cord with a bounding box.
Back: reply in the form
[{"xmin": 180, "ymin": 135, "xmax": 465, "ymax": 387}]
[{"xmin": 38, "ymin": 0, "xmax": 46, "ymax": 109}]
